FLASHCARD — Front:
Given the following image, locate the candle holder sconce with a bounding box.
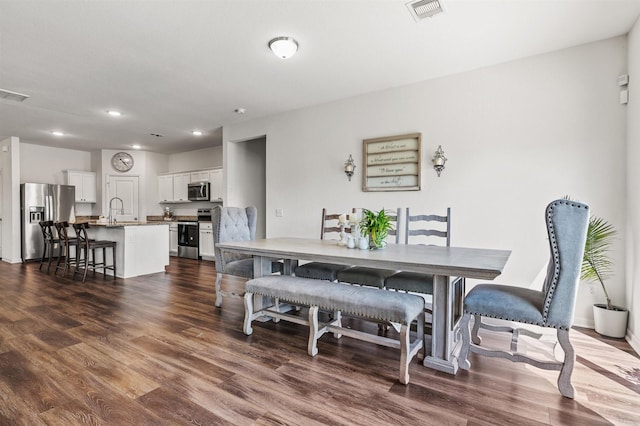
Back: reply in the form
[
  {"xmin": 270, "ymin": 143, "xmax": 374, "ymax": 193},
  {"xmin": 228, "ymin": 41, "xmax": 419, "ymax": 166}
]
[{"xmin": 344, "ymin": 154, "xmax": 356, "ymax": 181}]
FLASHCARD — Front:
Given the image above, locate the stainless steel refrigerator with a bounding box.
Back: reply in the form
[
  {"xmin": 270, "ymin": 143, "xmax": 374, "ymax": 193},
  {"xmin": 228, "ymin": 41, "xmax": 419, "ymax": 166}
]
[{"xmin": 21, "ymin": 183, "xmax": 76, "ymax": 262}]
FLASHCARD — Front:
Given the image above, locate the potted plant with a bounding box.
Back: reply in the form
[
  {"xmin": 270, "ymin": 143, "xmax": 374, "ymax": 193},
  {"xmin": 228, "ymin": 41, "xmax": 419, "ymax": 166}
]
[
  {"xmin": 581, "ymin": 212, "xmax": 628, "ymax": 338},
  {"xmin": 359, "ymin": 208, "xmax": 393, "ymax": 249}
]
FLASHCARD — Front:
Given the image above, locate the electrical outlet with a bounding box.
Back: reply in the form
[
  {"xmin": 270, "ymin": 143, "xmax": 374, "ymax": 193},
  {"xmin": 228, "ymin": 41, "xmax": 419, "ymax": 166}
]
[{"xmin": 276, "ymin": 208, "xmax": 284, "ymax": 217}]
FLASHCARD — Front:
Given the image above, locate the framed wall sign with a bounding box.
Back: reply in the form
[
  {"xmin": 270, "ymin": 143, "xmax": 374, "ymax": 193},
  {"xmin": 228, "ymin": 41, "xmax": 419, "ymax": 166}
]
[{"xmin": 362, "ymin": 132, "xmax": 421, "ymax": 192}]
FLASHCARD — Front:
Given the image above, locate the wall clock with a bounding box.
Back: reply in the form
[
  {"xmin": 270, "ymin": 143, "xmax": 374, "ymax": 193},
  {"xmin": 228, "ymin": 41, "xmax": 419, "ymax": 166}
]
[{"xmin": 111, "ymin": 151, "xmax": 134, "ymax": 172}]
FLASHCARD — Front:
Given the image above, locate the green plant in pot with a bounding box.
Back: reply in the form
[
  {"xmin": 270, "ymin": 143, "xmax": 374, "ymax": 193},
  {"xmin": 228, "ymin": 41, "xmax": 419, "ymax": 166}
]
[
  {"xmin": 581, "ymin": 212, "xmax": 628, "ymax": 338},
  {"xmin": 359, "ymin": 208, "xmax": 394, "ymax": 249}
]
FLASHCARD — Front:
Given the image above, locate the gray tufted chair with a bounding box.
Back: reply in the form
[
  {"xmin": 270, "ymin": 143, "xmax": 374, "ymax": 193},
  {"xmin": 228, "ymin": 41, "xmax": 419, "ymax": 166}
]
[
  {"xmin": 212, "ymin": 206, "xmax": 283, "ymax": 307},
  {"xmin": 459, "ymin": 199, "xmax": 589, "ymax": 399}
]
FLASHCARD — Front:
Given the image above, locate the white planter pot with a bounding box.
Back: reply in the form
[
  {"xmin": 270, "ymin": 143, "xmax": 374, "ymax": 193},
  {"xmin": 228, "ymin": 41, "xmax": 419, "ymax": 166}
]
[{"xmin": 593, "ymin": 304, "xmax": 628, "ymax": 338}]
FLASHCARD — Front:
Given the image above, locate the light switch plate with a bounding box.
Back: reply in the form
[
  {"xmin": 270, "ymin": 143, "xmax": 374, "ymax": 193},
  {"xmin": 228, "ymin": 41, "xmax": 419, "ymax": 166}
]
[{"xmin": 276, "ymin": 208, "xmax": 284, "ymax": 217}]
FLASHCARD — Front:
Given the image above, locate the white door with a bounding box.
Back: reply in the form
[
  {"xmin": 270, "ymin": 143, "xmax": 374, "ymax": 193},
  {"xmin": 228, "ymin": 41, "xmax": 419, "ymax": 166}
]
[{"xmin": 107, "ymin": 175, "xmax": 139, "ymax": 221}]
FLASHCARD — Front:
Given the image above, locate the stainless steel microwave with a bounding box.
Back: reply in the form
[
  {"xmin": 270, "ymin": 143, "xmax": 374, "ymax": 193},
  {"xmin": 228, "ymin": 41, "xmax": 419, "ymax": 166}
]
[{"xmin": 187, "ymin": 182, "xmax": 210, "ymax": 201}]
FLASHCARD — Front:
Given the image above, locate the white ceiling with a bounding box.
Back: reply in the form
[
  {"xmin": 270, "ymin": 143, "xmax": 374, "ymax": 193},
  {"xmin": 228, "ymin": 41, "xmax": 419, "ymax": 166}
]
[{"xmin": 1, "ymin": 0, "xmax": 640, "ymax": 154}]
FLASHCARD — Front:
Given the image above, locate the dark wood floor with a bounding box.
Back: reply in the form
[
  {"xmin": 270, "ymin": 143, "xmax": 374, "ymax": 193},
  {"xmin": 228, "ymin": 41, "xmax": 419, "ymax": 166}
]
[{"xmin": 1, "ymin": 258, "xmax": 639, "ymax": 425}]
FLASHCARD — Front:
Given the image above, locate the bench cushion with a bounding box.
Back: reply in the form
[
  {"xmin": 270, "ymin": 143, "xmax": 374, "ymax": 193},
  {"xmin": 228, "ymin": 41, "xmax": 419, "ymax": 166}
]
[{"xmin": 246, "ymin": 275, "xmax": 424, "ymax": 325}]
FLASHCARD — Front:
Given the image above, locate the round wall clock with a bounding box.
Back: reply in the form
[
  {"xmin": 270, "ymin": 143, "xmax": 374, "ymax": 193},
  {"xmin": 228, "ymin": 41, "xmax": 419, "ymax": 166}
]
[{"xmin": 111, "ymin": 151, "xmax": 134, "ymax": 172}]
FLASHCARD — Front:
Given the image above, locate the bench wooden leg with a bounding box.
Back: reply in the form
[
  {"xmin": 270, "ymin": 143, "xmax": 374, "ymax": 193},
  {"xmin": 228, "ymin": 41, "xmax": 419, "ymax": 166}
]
[
  {"xmin": 243, "ymin": 292, "xmax": 254, "ymax": 335},
  {"xmin": 308, "ymin": 306, "xmax": 319, "ymax": 356},
  {"xmin": 399, "ymin": 324, "xmax": 410, "ymax": 385},
  {"xmin": 333, "ymin": 310, "xmax": 342, "ymax": 339}
]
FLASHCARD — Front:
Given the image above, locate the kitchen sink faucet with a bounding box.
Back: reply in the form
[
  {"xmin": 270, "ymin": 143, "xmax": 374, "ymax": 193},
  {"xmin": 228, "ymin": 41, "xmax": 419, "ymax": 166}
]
[{"xmin": 108, "ymin": 197, "xmax": 125, "ymax": 224}]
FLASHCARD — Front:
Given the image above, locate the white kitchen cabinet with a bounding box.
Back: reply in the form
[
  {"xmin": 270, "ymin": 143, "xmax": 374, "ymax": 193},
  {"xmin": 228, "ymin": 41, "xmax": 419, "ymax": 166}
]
[
  {"xmin": 158, "ymin": 175, "xmax": 174, "ymax": 202},
  {"xmin": 209, "ymin": 169, "xmax": 223, "ymax": 202},
  {"xmin": 173, "ymin": 173, "xmax": 190, "ymax": 202},
  {"xmin": 199, "ymin": 222, "xmax": 214, "ymax": 260},
  {"xmin": 158, "ymin": 173, "xmax": 191, "ymax": 203},
  {"xmin": 190, "ymin": 170, "xmax": 210, "ymax": 182},
  {"xmin": 169, "ymin": 223, "xmax": 178, "ymax": 256},
  {"xmin": 65, "ymin": 170, "xmax": 97, "ymax": 203}
]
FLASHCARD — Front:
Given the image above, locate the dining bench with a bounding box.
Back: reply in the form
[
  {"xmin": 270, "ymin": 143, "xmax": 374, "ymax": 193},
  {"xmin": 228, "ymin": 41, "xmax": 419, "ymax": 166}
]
[{"xmin": 243, "ymin": 275, "xmax": 425, "ymax": 384}]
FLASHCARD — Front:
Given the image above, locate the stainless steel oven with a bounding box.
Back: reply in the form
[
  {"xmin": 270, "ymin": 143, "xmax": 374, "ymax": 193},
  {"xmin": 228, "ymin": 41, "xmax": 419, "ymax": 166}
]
[{"xmin": 177, "ymin": 222, "xmax": 199, "ymax": 259}]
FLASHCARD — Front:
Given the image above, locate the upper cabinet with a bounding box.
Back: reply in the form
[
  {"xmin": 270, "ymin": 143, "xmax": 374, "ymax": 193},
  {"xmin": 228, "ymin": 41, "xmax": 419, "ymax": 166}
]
[
  {"xmin": 158, "ymin": 168, "xmax": 223, "ymax": 203},
  {"xmin": 158, "ymin": 175, "xmax": 174, "ymax": 203},
  {"xmin": 158, "ymin": 173, "xmax": 190, "ymax": 203},
  {"xmin": 173, "ymin": 173, "xmax": 190, "ymax": 202},
  {"xmin": 64, "ymin": 170, "xmax": 97, "ymax": 203},
  {"xmin": 209, "ymin": 169, "xmax": 223, "ymax": 202},
  {"xmin": 190, "ymin": 170, "xmax": 210, "ymax": 182}
]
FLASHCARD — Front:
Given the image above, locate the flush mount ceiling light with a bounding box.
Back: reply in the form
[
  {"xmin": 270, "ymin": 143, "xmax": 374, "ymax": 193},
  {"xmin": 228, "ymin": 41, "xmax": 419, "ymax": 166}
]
[
  {"xmin": 0, "ymin": 88, "xmax": 30, "ymax": 102},
  {"xmin": 406, "ymin": 0, "xmax": 445, "ymax": 21},
  {"xmin": 192, "ymin": 130, "xmax": 203, "ymax": 136},
  {"xmin": 268, "ymin": 36, "xmax": 298, "ymax": 59},
  {"xmin": 132, "ymin": 144, "xmax": 141, "ymax": 150},
  {"xmin": 51, "ymin": 131, "xmax": 64, "ymax": 136},
  {"xmin": 107, "ymin": 110, "xmax": 122, "ymax": 117}
]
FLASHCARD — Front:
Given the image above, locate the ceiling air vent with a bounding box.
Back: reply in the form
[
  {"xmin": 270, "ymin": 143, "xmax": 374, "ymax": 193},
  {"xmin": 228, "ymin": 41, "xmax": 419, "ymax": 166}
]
[
  {"xmin": 0, "ymin": 88, "xmax": 30, "ymax": 102},
  {"xmin": 406, "ymin": 0, "xmax": 445, "ymax": 21}
]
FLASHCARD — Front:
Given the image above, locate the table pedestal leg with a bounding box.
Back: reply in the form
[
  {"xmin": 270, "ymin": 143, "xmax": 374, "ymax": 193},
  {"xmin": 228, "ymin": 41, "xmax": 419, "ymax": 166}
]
[{"xmin": 423, "ymin": 274, "xmax": 461, "ymax": 374}]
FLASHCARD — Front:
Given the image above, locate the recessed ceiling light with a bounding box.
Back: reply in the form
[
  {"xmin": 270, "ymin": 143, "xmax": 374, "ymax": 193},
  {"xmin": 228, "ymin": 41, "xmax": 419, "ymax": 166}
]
[
  {"xmin": 51, "ymin": 131, "xmax": 64, "ymax": 136},
  {"xmin": 268, "ymin": 37, "xmax": 298, "ymax": 59},
  {"xmin": 107, "ymin": 110, "xmax": 122, "ymax": 117},
  {"xmin": 132, "ymin": 144, "xmax": 141, "ymax": 150},
  {"xmin": 234, "ymin": 108, "xmax": 246, "ymax": 114},
  {"xmin": 192, "ymin": 130, "xmax": 203, "ymax": 136}
]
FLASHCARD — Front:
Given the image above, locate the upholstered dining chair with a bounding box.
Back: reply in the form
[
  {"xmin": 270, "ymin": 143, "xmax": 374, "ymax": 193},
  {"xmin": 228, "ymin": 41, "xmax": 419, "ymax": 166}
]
[
  {"xmin": 384, "ymin": 208, "xmax": 451, "ymax": 295},
  {"xmin": 294, "ymin": 208, "xmax": 356, "ymax": 281},
  {"xmin": 458, "ymin": 199, "xmax": 589, "ymax": 399},
  {"xmin": 336, "ymin": 208, "xmax": 402, "ymax": 289},
  {"xmin": 212, "ymin": 206, "xmax": 283, "ymax": 307}
]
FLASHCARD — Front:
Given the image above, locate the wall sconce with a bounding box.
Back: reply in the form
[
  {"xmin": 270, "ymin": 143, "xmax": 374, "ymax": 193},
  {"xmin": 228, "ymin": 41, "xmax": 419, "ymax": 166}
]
[
  {"xmin": 432, "ymin": 145, "xmax": 447, "ymax": 177},
  {"xmin": 344, "ymin": 154, "xmax": 356, "ymax": 181}
]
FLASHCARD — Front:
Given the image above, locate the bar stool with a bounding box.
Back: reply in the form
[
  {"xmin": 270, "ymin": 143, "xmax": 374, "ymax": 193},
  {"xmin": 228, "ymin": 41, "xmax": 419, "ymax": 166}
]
[
  {"xmin": 38, "ymin": 220, "xmax": 59, "ymax": 273},
  {"xmin": 54, "ymin": 221, "xmax": 78, "ymax": 277},
  {"xmin": 72, "ymin": 222, "xmax": 117, "ymax": 282}
]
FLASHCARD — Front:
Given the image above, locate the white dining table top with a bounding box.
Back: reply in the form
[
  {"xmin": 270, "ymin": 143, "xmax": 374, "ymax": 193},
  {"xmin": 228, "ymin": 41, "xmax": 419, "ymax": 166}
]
[{"xmin": 217, "ymin": 237, "xmax": 511, "ymax": 280}]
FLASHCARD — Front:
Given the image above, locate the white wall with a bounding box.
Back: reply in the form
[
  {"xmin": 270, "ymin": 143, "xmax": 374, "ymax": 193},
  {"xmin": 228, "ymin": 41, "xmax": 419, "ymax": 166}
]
[
  {"xmin": 626, "ymin": 19, "xmax": 640, "ymax": 352},
  {"xmin": 1, "ymin": 137, "xmax": 21, "ymax": 263},
  {"xmin": 168, "ymin": 146, "xmax": 222, "ymax": 173},
  {"xmin": 225, "ymin": 36, "xmax": 628, "ymax": 328},
  {"xmin": 20, "ymin": 143, "xmax": 92, "ymax": 184},
  {"xmin": 20, "ymin": 143, "xmax": 94, "ymax": 216}
]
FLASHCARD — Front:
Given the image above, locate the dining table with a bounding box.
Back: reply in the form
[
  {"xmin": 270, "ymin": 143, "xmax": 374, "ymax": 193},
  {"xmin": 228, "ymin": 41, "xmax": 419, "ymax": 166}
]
[{"xmin": 216, "ymin": 237, "xmax": 511, "ymax": 374}]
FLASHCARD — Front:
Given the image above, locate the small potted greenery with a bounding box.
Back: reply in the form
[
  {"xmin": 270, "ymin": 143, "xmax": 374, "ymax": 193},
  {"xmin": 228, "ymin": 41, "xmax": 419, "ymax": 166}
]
[
  {"xmin": 359, "ymin": 208, "xmax": 394, "ymax": 249},
  {"xmin": 582, "ymin": 212, "xmax": 628, "ymax": 338}
]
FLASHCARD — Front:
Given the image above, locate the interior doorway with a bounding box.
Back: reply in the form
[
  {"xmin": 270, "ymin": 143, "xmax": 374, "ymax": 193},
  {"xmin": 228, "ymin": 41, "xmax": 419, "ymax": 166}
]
[
  {"xmin": 232, "ymin": 137, "xmax": 267, "ymax": 238},
  {"xmin": 107, "ymin": 175, "xmax": 139, "ymax": 221}
]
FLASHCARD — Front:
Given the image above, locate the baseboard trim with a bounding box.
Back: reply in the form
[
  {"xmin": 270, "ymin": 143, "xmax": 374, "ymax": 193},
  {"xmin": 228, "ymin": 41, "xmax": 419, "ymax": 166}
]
[{"xmin": 627, "ymin": 329, "xmax": 640, "ymax": 356}]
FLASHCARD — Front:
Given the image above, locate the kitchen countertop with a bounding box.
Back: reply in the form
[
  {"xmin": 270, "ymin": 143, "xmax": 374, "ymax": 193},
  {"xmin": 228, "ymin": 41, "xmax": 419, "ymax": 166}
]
[{"xmin": 82, "ymin": 221, "xmax": 172, "ymax": 228}]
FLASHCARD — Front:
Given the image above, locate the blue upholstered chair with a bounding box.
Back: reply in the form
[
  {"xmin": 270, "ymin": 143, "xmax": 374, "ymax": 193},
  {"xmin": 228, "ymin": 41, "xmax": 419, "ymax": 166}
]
[
  {"xmin": 212, "ymin": 206, "xmax": 283, "ymax": 307},
  {"xmin": 294, "ymin": 208, "xmax": 355, "ymax": 281},
  {"xmin": 459, "ymin": 199, "xmax": 589, "ymax": 399}
]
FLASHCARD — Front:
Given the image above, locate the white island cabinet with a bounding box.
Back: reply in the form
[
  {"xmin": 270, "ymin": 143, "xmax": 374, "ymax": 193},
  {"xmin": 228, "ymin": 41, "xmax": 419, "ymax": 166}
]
[{"xmin": 85, "ymin": 222, "xmax": 169, "ymax": 278}]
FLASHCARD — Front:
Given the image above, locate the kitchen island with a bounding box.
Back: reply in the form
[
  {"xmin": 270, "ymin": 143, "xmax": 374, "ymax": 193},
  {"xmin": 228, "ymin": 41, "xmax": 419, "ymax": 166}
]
[{"xmin": 82, "ymin": 221, "xmax": 169, "ymax": 279}]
